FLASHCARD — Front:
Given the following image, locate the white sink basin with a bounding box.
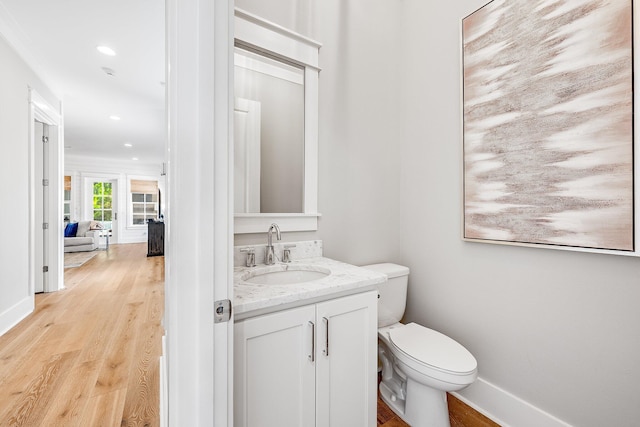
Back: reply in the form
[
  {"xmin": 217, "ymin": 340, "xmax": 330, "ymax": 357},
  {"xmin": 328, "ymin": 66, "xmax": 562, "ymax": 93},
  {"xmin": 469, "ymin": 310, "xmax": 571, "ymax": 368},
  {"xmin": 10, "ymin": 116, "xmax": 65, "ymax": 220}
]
[{"xmin": 242, "ymin": 265, "xmax": 331, "ymax": 285}]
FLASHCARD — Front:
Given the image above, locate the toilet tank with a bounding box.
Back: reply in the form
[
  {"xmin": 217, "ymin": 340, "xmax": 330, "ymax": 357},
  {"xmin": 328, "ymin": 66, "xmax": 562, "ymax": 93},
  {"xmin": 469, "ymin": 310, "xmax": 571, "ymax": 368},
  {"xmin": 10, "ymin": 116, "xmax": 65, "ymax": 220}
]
[{"xmin": 361, "ymin": 263, "xmax": 410, "ymax": 328}]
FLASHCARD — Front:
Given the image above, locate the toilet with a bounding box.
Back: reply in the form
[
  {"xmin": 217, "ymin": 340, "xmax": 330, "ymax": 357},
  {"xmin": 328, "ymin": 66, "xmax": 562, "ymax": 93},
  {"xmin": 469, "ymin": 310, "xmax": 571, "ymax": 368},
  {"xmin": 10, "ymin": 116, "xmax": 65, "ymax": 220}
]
[{"xmin": 361, "ymin": 263, "xmax": 478, "ymax": 427}]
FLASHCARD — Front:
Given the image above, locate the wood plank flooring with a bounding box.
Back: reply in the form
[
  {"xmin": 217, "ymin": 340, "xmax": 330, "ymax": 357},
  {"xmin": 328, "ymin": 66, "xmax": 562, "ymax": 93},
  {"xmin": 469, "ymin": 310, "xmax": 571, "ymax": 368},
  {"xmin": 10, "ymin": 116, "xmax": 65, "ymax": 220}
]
[{"xmin": 0, "ymin": 243, "xmax": 164, "ymax": 427}]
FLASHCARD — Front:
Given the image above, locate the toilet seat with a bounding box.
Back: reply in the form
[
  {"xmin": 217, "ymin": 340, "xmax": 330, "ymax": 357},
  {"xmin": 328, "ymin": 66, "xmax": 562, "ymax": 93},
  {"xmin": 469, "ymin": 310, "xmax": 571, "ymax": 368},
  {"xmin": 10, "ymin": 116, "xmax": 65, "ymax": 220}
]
[{"xmin": 387, "ymin": 323, "xmax": 477, "ymax": 385}]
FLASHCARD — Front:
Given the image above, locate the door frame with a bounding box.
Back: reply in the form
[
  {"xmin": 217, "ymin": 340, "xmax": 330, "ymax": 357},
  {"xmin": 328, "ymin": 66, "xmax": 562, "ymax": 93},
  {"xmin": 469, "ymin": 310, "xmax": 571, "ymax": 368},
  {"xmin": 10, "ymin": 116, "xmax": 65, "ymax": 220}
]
[
  {"xmin": 165, "ymin": 0, "xmax": 234, "ymax": 425},
  {"xmin": 29, "ymin": 88, "xmax": 63, "ymax": 294},
  {"xmin": 83, "ymin": 175, "xmax": 119, "ymax": 244}
]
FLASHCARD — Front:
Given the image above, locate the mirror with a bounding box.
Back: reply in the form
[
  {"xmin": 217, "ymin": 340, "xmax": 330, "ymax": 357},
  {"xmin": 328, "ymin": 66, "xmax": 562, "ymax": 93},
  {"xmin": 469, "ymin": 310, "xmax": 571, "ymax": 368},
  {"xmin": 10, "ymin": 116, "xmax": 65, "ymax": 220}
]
[
  {"xmin": 234, "ymin": 46, "xmax": 305, "ymax": 213},
  {"xmin": 234, "ymin": 9, "xmax": 321, "ymax": 234}
]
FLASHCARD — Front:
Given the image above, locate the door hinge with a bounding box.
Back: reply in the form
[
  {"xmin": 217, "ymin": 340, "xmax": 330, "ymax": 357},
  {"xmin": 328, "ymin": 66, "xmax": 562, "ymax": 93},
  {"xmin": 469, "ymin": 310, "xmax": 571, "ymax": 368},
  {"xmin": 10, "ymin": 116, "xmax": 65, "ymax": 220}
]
[
  {"xmin": 43, "ymin": 266, "xmax": 49, "ymax": 273},
  {"xmin": 42, "ymin": 179, "xmax": 49, "ymax": 186},
  {"xmin": 214, "ymin": 299, "xmax": 232, "ymax": 323},
  {"xmin": 42, "ymin": 223, "xmax": 49, "ymax": 230},
  {"xmin": 42, "ymin": 136, "xmax": 49, "ymax": 143}
]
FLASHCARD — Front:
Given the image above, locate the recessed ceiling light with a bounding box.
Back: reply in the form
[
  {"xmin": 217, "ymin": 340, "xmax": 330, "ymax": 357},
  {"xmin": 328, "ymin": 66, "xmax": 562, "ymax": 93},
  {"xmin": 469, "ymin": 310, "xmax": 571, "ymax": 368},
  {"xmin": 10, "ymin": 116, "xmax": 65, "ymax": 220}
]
[
  {"xmin": 97, "ymin": 45, "xmax": 116, "ymax": 56},
  {"xmin": 109, "ymin": 115, "xmax": 121, "ymax": 121},
  {"xmin": 132, "ymin": 157, "xmax": 139, "ymax": 161},
  {"xmin": 124, "ymin": 143, "xmax": 133, "ymax": 147}
]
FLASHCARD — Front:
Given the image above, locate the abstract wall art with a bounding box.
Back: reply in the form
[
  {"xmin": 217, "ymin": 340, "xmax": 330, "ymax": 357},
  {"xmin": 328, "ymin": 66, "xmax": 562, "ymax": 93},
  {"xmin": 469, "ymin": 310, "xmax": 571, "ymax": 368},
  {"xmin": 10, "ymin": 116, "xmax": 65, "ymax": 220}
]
[{"xmin": 462, "ymin": 0, "xmax": 634, "ymax": 251}]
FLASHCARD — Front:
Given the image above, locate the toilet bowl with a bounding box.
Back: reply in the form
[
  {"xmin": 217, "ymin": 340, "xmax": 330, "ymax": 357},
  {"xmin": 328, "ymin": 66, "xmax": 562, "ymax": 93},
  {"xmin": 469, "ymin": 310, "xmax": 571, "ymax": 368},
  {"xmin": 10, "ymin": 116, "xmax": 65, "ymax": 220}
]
[{"xmin": 361, "ymin": 263, "xmax": 478, "ymax": 427}]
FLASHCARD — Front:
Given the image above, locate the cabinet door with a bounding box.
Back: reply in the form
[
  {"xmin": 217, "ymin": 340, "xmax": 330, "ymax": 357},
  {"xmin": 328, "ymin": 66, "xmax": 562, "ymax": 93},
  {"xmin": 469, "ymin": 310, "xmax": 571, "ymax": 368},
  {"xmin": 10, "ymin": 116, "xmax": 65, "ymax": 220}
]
[
  {"xmin": 234, "ymin": 305, "xmax": 316, "ymax": 427},
  {"xmin": 316, "ymin": 291, "xmax": 378, "ymax": 427}
]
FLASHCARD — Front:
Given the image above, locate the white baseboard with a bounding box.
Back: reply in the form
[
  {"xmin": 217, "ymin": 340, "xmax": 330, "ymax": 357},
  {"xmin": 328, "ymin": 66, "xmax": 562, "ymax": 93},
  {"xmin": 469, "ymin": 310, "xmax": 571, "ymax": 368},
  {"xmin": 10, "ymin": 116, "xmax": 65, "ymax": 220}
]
[
  {"xmin": 453, "ymin": 377, "xmax": 573, "ymax": 427},
  {"xmin": 0, "ymin": 296, "xmax": 34, "ymax": 337},
  {"xmin": 160, "ymin": 335, "xmax": 168, "ymax": 427}
]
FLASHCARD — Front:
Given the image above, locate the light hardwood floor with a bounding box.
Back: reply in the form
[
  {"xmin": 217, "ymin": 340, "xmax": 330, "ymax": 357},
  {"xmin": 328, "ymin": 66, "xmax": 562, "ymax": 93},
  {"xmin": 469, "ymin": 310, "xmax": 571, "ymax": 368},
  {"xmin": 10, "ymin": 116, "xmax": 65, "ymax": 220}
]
[{"xmin": 0, "ymin": 243, "xmax": 164, "ymax": 426}]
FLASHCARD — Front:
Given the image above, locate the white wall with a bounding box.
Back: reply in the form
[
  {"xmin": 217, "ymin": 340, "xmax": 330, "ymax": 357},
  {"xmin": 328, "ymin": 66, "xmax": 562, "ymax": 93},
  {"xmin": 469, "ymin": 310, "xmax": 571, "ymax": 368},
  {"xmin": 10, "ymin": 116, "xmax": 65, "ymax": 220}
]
[
  {"xmin": 65, "ymin": 155, "xmax": 165, "ymax": 244},
  {"xmin": 0, "ymin": 35, "xmax": 60, "ymax": 334},
  {"xmin": 398, "ymin": 2, "xmax": 640, "ymax": 426}
]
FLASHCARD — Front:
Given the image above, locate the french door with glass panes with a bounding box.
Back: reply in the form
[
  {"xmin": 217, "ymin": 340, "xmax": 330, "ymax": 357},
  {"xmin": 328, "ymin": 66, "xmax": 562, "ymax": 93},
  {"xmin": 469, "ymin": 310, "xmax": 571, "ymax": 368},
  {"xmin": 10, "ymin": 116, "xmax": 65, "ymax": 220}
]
[{"xmin": 89, "ymin": 179, "xmax": 117, "ymax": 244}]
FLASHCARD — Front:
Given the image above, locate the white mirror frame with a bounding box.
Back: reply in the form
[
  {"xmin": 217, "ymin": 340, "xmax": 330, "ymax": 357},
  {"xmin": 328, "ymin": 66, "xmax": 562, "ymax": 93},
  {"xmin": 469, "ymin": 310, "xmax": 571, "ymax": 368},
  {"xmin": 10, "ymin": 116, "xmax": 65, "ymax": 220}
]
[{"xmin": 234, "ymin": 8, "xmax": 322, "ymax": 234}]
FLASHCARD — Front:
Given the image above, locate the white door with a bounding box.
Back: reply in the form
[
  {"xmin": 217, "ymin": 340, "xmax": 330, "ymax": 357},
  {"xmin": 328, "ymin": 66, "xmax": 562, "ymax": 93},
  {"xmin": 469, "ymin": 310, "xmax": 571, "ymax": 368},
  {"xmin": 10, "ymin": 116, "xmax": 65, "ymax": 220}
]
[
  {"xmin": 234, "ymin": 305, "xmax": 316, "ymax": 427},
  {"xmin": 34, "ymin": 121, "xmax": 47, "ymax": 293},
  {"xmin": 88, "ymin": 179, "xmax": 117, "ymax": 244},
  {"xmin": 234, "ymin": 97, "xmax": 261, "ymax": 213},
  {"xmin": 30, "ymin": 89, "xmax": 62, "ymax": 295},
  {"xmin": 316, "ymin": 291, "xmax": 378, "ymax": 427}
]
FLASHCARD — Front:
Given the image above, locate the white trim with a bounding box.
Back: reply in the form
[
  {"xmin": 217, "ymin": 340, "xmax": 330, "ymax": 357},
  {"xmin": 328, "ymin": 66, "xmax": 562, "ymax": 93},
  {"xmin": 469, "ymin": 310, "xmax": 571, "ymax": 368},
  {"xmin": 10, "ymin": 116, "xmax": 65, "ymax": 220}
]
[
  {"xmin": 160, "ymin": 335, "xmax": 168, "ymax": 427},
  {"xmin": 235, "ymin": 213, "xmax": 320, "ymax": 233},
  {"xmin": 65, "ymin": 154, "xmax": 163, "ymax": 175},
  {"xmin": 31, "ymin": 90, "xmax": 61, "ymax": 125},
  {"xmin": 166, "ymin": 0, "xmax": 233, "ymax": 425},
  {"xmin": 29, "ymin": 88, "xmax": 63, "ymax": 293},
  {"xmin": 235, "ymin": 8, "xmax": 321, "ymax": 68},
  {"xmin": 233, "ymin": 9, "xmax": 321, "ymax": 234},
  {"xmin": 304, "ymin": 67, "xmax": 319, "ymax": 214},
  {"xmin": 234, "ymin": 51, "xmax": 304, "ymax": 85},
  {"xmin": 0, "ymin": 296, "xmax": 34, "ymax": 337},
  {"xmin": 454, "ymin": 377, "xmax": 573, "ymax": 427}
]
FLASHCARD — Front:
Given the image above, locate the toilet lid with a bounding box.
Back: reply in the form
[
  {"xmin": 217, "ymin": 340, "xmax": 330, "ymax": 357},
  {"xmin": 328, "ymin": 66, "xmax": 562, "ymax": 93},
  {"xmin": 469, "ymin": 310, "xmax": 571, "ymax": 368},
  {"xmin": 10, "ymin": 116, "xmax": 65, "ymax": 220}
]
[{"xmin": 389, "ymin": 323, "xmax": 477, "ymax": 374}]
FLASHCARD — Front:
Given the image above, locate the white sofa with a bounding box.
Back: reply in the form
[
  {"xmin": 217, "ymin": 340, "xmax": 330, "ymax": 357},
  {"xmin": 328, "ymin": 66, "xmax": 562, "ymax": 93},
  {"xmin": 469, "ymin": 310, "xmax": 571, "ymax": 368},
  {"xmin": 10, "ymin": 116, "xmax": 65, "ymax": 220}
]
[{"xmin": 64, "ymin": 220, "xmax": 99, "ymax": 253}]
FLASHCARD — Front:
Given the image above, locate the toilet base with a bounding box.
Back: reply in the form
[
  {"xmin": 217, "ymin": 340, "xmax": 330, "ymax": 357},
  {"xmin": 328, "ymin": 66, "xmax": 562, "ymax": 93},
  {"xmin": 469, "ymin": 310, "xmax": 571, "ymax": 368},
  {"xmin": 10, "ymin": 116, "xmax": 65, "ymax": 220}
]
[
  {"xmin": 379, "ymin": 378, "xmax": 451, "ymax": 427},
  {"xmin": 378, "ymin": 337, "xmax": 452, "ymax": 427}
]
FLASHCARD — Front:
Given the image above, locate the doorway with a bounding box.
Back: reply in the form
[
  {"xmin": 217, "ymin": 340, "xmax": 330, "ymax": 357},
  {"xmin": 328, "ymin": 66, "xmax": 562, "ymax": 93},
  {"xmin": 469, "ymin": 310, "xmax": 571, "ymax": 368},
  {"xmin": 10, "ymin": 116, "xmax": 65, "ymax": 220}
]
[
  {"xmin": 88, "ymin": 179, "xmax": 118, "ymax": 245},
  {"xmin": 30, "ymin": 89, "xmax": 63, "ymax": 295}
]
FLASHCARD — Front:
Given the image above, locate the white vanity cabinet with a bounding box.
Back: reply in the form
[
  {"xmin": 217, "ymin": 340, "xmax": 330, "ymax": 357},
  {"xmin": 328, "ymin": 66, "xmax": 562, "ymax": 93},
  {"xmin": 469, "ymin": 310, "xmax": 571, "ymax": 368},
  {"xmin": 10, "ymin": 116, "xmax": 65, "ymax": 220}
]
[{"xmin": 234, "ymin": 290, "xmax": 378, "ymax": 427}]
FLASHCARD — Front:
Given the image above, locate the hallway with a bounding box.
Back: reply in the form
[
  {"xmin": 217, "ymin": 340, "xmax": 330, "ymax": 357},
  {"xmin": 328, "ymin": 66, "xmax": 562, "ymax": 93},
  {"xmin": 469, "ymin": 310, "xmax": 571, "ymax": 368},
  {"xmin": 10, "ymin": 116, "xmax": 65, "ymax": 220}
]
[{"xmin": 0, "ymin": 244, "xmax": 163, "ymax": 426}]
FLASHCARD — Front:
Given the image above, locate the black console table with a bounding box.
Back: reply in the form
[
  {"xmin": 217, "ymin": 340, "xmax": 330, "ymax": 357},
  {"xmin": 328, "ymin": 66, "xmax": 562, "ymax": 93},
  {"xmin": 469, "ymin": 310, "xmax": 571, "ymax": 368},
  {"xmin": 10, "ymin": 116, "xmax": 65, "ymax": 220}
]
[{"xmin": 147, "ymin": 220, "xmax": 165, "ymax": 257}]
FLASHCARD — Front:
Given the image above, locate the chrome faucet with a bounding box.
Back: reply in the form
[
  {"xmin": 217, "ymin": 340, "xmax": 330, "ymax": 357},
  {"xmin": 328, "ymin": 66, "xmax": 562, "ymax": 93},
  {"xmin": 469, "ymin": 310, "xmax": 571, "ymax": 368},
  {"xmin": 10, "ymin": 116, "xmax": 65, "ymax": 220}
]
[{"xmin": 265, "ymin": 223, "xmax": 281, "ymax": 265}]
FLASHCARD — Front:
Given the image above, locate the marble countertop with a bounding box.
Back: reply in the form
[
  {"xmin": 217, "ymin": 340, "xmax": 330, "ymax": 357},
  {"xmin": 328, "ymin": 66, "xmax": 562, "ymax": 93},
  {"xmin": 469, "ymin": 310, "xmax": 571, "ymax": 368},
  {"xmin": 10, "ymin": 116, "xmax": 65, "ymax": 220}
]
[{"xmin": 234, "ymin": 256, "xmax": 387, "ymax": 320}]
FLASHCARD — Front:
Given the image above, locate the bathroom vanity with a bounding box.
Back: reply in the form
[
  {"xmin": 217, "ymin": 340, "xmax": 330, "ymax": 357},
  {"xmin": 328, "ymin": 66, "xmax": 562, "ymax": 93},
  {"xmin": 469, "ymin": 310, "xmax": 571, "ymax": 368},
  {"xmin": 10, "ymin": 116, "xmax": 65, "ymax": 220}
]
[
  {"xmin": 231, "ymin": 12, "xmax": 384, "ymax": 426},
  {"xmin": 233, "ymin": 241, "xmax": 386, "ymax": 427}
]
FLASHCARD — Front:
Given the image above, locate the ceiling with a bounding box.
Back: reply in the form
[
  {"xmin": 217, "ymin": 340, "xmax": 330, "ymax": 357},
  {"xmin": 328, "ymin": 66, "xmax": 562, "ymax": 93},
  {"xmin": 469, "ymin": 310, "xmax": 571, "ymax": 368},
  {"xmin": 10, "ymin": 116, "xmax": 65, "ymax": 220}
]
[{"xmin": 0, "ymin": 0, "xmax": 165, "ymax": 165}]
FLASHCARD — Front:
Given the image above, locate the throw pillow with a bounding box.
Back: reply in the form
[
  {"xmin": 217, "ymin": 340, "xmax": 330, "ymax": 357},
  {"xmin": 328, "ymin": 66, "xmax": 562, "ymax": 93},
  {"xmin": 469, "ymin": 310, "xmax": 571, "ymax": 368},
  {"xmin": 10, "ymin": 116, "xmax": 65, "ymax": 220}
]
[
  {"xmin": 76, "ymin": 221, "xmax": 90, "ymax": 237},
  {"xmin": 64, "ymin": 222, "xmax": 78, "ymax": 237}
]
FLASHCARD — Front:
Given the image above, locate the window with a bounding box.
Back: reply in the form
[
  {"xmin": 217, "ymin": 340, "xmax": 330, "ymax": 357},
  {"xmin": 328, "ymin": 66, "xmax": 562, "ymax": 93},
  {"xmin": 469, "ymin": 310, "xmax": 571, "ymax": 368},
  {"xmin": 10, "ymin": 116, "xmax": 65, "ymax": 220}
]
[
  {"xmin": 130, "ymin": 180, "xmax": 158, "ymax": 225},
  {"xmin": 64, "ymin": 176, "xmax": 71, "ymax": 221},
  {"xmin": 93, "ymin": 182, "xmax": 113, "ymax": 230}
]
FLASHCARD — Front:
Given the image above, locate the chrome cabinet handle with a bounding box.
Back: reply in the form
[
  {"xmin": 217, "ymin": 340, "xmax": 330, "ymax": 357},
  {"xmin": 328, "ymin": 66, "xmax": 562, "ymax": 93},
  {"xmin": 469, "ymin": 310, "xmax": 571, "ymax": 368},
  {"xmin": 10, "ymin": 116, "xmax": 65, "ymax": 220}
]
[
  {"xmin": 309, "ymin": 321, "xmax": 315, "ymax": 362},
  {"xmin": 323, "ymin": 317, "xmax": 329, "ymax": 356}
]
